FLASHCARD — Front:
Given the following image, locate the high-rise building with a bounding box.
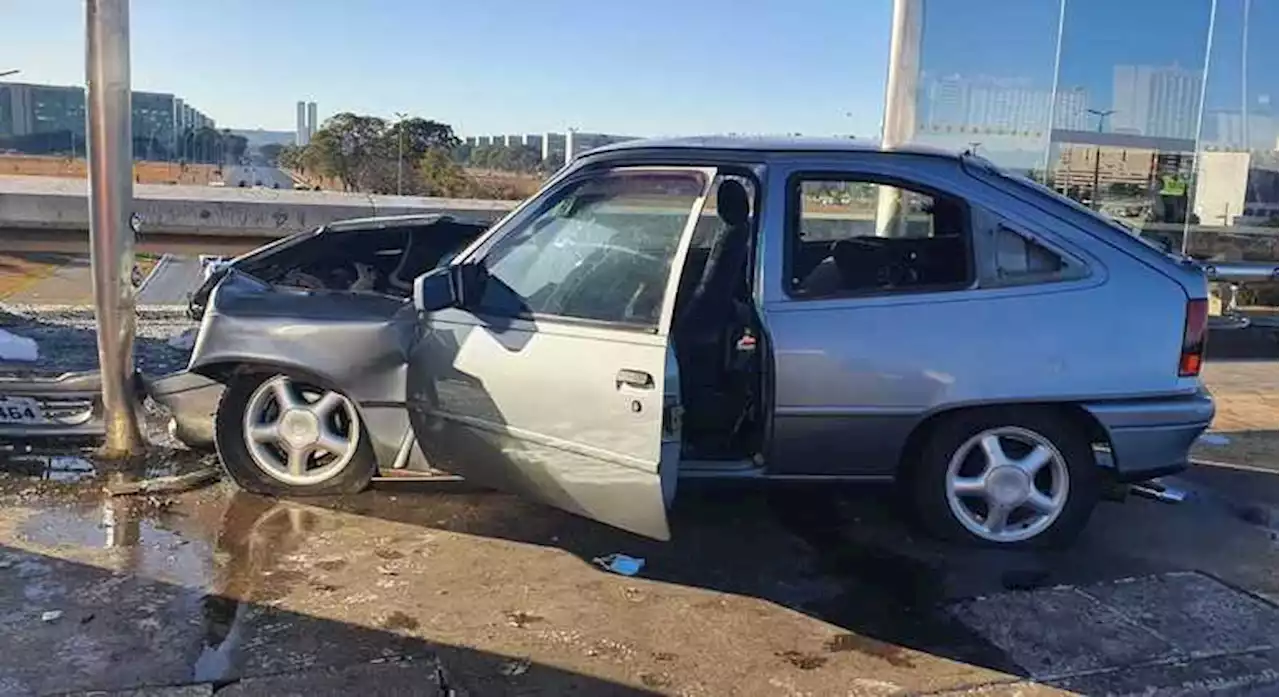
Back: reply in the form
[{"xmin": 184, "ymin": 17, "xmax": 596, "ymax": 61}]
[
  {"xmin": 306, "ymin": 102, "xmax": 317, "ymax": 139},
  {"xmin": 295, "ymin": 101, "xmax": 308, "ymax": 146},
  {"xmin": 1110, "ymin": 65, "xmax": 1203, "ymax": 139},
  {"xmin": 920, "ymin": 74, "xmax": 1085, "ymax": 137},
  {"xmin": 0, "ymin": 80, "xmax": 213, "ymax": 158}
]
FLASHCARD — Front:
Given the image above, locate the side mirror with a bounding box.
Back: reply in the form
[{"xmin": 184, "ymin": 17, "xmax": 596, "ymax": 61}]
[{"xmin": 413, "ymin": 267, "xmax": 458, "ymax": 313}]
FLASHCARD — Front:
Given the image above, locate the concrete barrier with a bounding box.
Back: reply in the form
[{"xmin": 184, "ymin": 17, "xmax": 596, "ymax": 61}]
[{"xmin": 0, "ymin": 175, "xmax": 520, "ymax": 239}]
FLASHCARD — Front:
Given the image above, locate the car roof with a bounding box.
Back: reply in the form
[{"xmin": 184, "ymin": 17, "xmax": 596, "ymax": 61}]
[
  {"xmin": 323, "ymin": 213, "xmax": 487, "ymax": 233},
  {"xmin": 581, "ymin": 135, "xmax": 963, "ymax": 160}
]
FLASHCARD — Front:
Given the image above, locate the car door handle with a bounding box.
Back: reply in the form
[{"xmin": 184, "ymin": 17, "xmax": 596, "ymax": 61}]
[{"xmin": 616, "ymin": 369, "xmax": 654, "ymax": 390}]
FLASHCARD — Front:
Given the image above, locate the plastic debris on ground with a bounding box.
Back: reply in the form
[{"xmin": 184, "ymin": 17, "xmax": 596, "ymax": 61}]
[
  {"xmin": 0, "ymin": 328, "xmax": 39, "ymax": 362},
  {"xmin": 592, "ymin": 553, "xmax": 645, "ymax": 576},
  {"xmin": 1197, "ymin": 433, "xmax": 1231, "ymax": 446},
  {"xmin": 40, "ymin": 610, "xmax": 62, "ymax": 622},
  {"xmin": 167, "ymin": 328, "xmax": 198, "ymax": 350}
]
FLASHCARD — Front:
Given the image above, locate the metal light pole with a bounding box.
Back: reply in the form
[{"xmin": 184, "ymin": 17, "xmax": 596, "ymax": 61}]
[
  {"xmin": 395, "ymin": 111, "xmax": 408, "ymax": 196},
  {"xmin": 1087, "ymin": 108, "xmax": 1115, "ymax": 210},
  {"xmin": 876, "ymin": 0, "xmax": 922, "ymax": 237},
  {"xmin": 86, "ymin": 0, "xmax": 144, "ymax": 457}
]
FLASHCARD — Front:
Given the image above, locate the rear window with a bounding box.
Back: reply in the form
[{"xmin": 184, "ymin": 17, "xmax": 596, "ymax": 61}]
[{"xmin": 963, "ymin": 156, "xmax": 1187, "ymax": 262}]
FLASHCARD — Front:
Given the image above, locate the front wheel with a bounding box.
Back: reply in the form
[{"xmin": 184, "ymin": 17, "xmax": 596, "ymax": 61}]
[
  {"xmin": 214, "ymin": 371, "xmax": 375, "ymax": 496},
  {"xmin": 909, "ymin": 408, "xmax": 1100, "ymax": 548}
]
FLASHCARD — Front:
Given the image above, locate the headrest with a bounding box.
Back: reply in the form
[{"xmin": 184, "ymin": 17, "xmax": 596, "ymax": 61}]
[{"xmin": 716, "ymin": 179, "xmax": 750, "ymax": 227}]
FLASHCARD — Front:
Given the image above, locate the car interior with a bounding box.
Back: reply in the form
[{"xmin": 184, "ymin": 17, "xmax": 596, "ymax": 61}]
[
  {"xmin": 791, "ymin": 191, "xmax": 971, "ymax": 296},
  {"xmin": 671, "ymin": 176, "xmax": 765, "ymax": 462}
]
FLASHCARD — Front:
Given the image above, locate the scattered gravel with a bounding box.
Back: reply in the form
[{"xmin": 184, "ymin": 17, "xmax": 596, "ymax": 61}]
[{"xmin": 0, "ymin": 304, "xmax": 196, "ymax": 377}]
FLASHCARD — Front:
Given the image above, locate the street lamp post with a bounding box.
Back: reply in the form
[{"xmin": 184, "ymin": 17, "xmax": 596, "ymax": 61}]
[
  {"xmin": 85, "ymin": 0, "xmax": 144, "ymax": 457},
  {"xmin": 395, "ymin": 111, "xmax": 408, "ymax": 196},
  {"xmin": 1087, "ymin": 108, "xmax": 1115, "ymax": 211}
]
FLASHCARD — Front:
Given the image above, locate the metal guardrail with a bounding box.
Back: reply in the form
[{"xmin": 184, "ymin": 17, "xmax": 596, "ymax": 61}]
[{"xmin": 1201, "ymin": 261, "xmax": 1279, "ymax": 331}]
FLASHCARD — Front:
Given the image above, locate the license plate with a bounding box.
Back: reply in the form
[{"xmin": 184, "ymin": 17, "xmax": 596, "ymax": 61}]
[{"xmin": 0, "ymin": 396, "xmax": 45, "ymax": 424}]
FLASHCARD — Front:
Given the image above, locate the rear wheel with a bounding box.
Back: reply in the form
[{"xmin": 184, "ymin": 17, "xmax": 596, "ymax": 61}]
[
  {"xmin": 214, "ymin": 371, "xmax": 375, "ymax": 496},
  {"xmin": 909, "ymin": 407, "xmax": 1100, "ymax": 548}
]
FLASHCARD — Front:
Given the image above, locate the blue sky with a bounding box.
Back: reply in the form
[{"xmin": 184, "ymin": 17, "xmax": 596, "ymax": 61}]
[{"xmin": 0, "ymin": 0, "xmax": 894, "ymax": 136}]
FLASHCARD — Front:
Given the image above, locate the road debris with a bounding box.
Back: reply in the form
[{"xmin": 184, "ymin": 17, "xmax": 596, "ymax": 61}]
[
  {"xmin": 499, "ymin": 658, "xmax": 530, "ymax": 677},
  {"xmin": 1198, "ymin": 433, "xmax": 1232, "ymax": 446},
  {"xmin": 593, "ymin": 553, "xmax": 644, "ymax": 576},
  {"xmin": 103, "ymin": 466, "xmax": 220, "ymax": 496},
  {"xmin": 166, "ymin": 328, "xmax": 198, "ymax": 350},
  {"xmin": 0, "ymin": 328, "xmax": 38, "ymax": 361},
  {"xmin": 40, "ymin": 610, "xmax": 62, "ymax": 622}
]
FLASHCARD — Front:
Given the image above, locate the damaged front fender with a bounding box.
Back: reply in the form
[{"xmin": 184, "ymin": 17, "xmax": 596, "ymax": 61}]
[{"xmin": 152, "ymin": 271, "xmax": 423, "ymax": 465}]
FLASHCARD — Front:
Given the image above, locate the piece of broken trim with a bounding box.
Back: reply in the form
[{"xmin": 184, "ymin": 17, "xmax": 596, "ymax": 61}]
[{"xmin": 104, "ymin": 466, "xmax": 220, "ymax": 496}]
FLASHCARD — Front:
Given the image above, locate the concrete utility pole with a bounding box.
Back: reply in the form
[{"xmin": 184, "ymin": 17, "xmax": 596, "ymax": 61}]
[
  {"xmin": 86, "ymin": 0, "xmax": 144, "ymax": 457},
  {"xmin": 876, "ymin": 0, "xmax": 921, "ymax": 237}
]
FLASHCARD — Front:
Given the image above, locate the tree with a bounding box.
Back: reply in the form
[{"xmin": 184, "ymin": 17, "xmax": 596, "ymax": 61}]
[
  {"xmin": 224, "ymin": 131, "xmax": 249, "ymax": 164},
  {"xmin": 419, "ymin": 148, "xmax": 470, "ymax": 197},
  {"xmin": 464, "ymin": 143, "xmax": 544, "ymax": 173},
  {"xmin": 390, "ymin": 118, "xmax": 460, "ymax": 159},
  {"xmin": 305, "ymin": 112, "xmax": 388, "ymax": 191},
  {"xmin": 259, "ymin": 142, "xmax": 286, "ymax": 166}
]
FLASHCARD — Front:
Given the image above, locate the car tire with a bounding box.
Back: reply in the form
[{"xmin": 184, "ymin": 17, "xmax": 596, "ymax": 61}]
[
  {"xmin": 908, "ymin": 407, "xmax": 1100, "ymax": 548},
  {"xmin": 214, "ymin": 370, "xmax": 375, "ymax": 497}
]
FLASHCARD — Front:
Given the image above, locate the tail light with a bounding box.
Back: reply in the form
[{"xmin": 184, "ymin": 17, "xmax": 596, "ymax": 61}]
[{"xmin": 1178, "ymin": 298, "xmax": 1208, "ymax": 377}]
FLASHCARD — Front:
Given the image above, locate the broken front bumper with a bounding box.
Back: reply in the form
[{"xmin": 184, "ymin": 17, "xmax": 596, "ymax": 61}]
[
  {"xmin": 0, "ymin": 371, "xmax": 105, "ymax": 443},
  {"xmin": 143, "ymin": 370, "xmax": 225, "ymax": 449}
]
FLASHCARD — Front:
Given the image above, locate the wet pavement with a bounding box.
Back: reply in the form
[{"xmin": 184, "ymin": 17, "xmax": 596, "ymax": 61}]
[
  {"xmin": 0, "ymin": 456, "xmax": 1275, "ymax": 695},
  {"xmin": 0, "ymin": 317, "xmax": 1274, "ymax": 694}
]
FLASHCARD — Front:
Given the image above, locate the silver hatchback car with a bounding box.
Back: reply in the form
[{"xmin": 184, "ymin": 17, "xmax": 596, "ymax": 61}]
[{"xmin": 201, "ymin": 137, "xmax": 1214, "ymax": 549}]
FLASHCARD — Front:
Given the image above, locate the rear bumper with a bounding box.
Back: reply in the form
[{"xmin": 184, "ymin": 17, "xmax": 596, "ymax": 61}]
[
  {"xmin": 0, "ymin": 371, "xmax": 105, "ymax": 443},
  {"xmin": 1082, "ymin": 390, "xmax": 1215, "ymax": 482}
]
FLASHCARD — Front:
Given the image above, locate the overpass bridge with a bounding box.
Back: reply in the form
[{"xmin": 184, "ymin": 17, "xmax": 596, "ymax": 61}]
[{"xmin": 0, "ymin": 175, "xmax": 518, "ymax": 254}]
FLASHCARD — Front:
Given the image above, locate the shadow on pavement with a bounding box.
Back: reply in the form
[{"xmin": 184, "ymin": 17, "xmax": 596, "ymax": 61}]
[
  {"xmin": 1205, "ymin": 325, "xmax": 1279, "ymax": 361},
  {"xmin": 321, "ymin": 479, "xmax": 1024, "ymax": 677},
  {"xmin": 0, "ymin": 497, "xmax": 656, "ymax": 696}
]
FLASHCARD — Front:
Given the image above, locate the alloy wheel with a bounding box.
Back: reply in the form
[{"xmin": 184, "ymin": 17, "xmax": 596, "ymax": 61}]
[
  {"xmin": 944, "ymin": 426, "xmax": 1070, "ymax": 543},
  {"xmin": 241, "ymin": 375, "xmax": 361, "ymax": 487}
]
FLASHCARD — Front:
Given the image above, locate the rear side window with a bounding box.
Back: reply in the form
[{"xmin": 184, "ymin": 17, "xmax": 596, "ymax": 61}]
[
  {"xmin": 787, "ymin": 175, "xmax": 974, "ymax": 299},
  {"xmin": 985, "ymin": 224, "xmax": 1088, "ymax": 287}
]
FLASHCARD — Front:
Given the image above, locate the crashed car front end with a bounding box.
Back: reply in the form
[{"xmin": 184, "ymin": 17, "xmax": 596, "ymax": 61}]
[{"xmin": 149, "ymin": 270, "xmax": 422, "ymax": 466}]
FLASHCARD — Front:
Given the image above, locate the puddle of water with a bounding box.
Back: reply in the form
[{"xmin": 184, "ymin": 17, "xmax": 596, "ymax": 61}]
[
  {"xmin": 19, "ymin": 501, "xmax": 213, "ymax": 589},
  {"xmin": 0, "ymin": 450, "xmax": 214, "ymax": 488},
  {"xmin": 0, "ymin": 454, "xmax": 97, "ymax": 483},
  {"xmin": 13, "ymin": 492, "xmax": 336, "ymax": 685}
]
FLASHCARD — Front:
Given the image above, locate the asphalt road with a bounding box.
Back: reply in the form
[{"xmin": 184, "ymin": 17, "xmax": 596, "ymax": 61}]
[
  {"xmin": 221, "ymin": 164, "xmax": 295, "ymax": 190},
  {"xmin": 137, "ymin": 254, "xmax": 204, "ymax": 305}
]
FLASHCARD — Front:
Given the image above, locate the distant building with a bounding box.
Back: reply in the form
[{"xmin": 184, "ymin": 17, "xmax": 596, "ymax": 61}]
[
  {"xmin": 1194, "ymin": 151, "xmax": 1279, "ymax": 228},
  {"xmin": 1111, "ymin": 65, "xmax": 1202, "ymax": 140},
  {"xmin": 920, "ymin": 73, "xmax": 1089, "ymax": 137},
  {"xmin": 0, "ymin": 80, "xmax": 213, "ymax": 158},
  {"xmin": 306, "ymin": 102, "xmax": 318, "ymax": 139},
  {"xmin": 295, "ymin": 101, "xmax": 308, "ymax": 146},
  {"xmin": 461, "ymin": 131, "xmax": 637, "ymax": 164},
  {"xmin": 229, "ymin": 129, "xmax": 295, "ymax": 150}
]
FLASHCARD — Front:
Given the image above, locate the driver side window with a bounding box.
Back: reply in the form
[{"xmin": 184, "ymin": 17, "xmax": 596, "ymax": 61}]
[{"xmin": 475, "ymin": 169, "xmax": 709, "ymax": 329}]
